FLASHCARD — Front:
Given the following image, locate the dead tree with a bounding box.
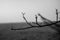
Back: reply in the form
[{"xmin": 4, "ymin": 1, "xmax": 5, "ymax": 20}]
[
  {"xmin": 11, "ymin": 9, "xmax": 60, "ymax": 34},
  {"xmin": 11, "ymin": 12, "xmax": 42, "ymax": 30},
  {"xmin": 11, "ymin": 12, "xmax": 60, "ymax": 33}
]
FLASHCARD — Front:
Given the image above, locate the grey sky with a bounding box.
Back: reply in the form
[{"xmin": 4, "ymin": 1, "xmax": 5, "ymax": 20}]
[{"xmin": 0, "ymin": 0, "xmax": 60, "ymax": 23}]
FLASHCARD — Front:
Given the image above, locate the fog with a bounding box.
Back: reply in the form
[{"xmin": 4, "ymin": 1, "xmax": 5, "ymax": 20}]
[{"xmin": 0, "ymin": 0, "xmax": 60, "ymax": 23}]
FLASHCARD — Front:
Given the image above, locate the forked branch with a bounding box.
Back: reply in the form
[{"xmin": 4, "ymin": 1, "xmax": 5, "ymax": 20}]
[
  {"xmin": 38, "ymin": 13, "xmax": 54, "ymax": 26},
  {"xmin": 11, "ymin": 12, "xmax": 60, "ymax": 31},
  {"xmin": 32, "ymin": 15, "xmax": 43, "ymax": 27},
  {"xmin": 21, "ymin": 12, "xmax": 34, "ymax": 27}
]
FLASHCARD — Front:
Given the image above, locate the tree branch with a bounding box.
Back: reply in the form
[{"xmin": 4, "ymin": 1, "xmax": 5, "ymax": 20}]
[
  {"xmin": 38, "ymin": 13, "xmax": 53, "ymax": 24},
  {"xmin": 11, "ymin": 12, "xmax": 60, "ymax": 32},
  {"xmin": 38, "ymin": 13, "xmax": 60, "ymax": 33},
  {"xmin": 21, "ymin": 12, "xmax": 35, "ymax": 27},
  {"xmin": 32, "ymin": 15, "xmax": 43, "ymax": 27}
]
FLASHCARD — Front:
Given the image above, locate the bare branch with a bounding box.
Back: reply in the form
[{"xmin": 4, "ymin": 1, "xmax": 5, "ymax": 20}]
[
  {"xmin": 32, "ymin": 15, "xmax": 43, "ymax": 27},
  {"xmin": 11, "ymin": 12, "xmax": 60, "ymax": 32},
  {"xmin": 56, "ymin": 9, "xmax": 58, "ymax": 21},
  {"xmin": 21, "ymin": 12, "xmax": 34, "ymax": 27},
  {"xmin": 38, "ymin": 13, "xmax": 53, "ymax": 24},
  {"xmin": 38, "ymin": 13, "xmax": 60, "ymax": 33}
]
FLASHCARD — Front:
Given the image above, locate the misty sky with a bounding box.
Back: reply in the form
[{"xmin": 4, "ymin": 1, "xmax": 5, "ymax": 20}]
[{"xmin": 0, "ymin": 0, "xmax": 60, "ymax": 23}]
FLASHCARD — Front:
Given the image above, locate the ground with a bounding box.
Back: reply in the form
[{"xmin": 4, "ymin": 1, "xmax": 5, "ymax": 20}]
[{"xmin": 0, "ymin": 23, "xmax": 59, "ymax": 40}]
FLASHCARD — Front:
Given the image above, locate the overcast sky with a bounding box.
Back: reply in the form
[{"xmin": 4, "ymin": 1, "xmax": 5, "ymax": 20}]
[{"xmin": 0, "ymin": 0, "xmax": 60, "ymax": 23}]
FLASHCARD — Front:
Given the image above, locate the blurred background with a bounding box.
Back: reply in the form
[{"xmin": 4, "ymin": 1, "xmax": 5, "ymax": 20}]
[{"xmin": 0, "ymin": 0, "xmax": 60, "ymax": 23}]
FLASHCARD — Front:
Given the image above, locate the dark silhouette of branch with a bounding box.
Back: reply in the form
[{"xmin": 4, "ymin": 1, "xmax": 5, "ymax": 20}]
[
  {"xmin": 38, "ymin": 13, "xmax": 60, "ymax": 33},
  {"xmin": 32, "ymin": 15, "xmax": 42, "ymax": 27},
  {"xmin": 56, "ymin": 9, "xmax": 58, "ymax": 21},
  {"xmin": 11, "ymin": 13, "xmax": 60, "ymax": 30},
  {"xmin": 21, "ymin": 12, "xmax": 42, "ymax": 27},
  {"xmin": 11, "ymin": 11, "xmax": 60, "ymax": 33},
  {"xmin": 38, "ymin": 13, "xmax": 53, "ymax": 24},
  {"xmin": 56, "ymin": 9, "xmax": 60, "ymax": 21},
  {"xmin": 21, "ymin": 12, "xmax": 34, "ymax": 27}
]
